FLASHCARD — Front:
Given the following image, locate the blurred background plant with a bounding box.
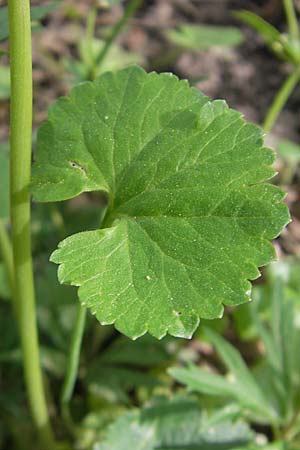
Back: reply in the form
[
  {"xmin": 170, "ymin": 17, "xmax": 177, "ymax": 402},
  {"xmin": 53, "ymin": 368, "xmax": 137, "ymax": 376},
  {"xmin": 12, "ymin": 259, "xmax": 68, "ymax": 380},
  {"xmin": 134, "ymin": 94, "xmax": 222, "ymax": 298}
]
[{"xmin": 234, "ymin": 1, "xmax": 300, "ymax": 134}]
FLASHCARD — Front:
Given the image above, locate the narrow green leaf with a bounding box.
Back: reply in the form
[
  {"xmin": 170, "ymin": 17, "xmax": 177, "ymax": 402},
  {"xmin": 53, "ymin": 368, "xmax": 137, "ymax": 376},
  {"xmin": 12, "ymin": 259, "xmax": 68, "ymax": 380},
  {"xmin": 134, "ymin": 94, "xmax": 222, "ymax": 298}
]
[
  {"xmin": 234, "ymin": 10, "xmax": 298, "ymax": 63},
  {"xmin": 95, "ymin": 396, "xmax": 253, "ymax": 450},
  {"xmin": 262, "ymin": 268, "xmax": 298, "ymax": 419},
  {"xmin": 167, "ymin": 24, "xmax": 244, "ymax": 50},
  {"xmin": 31, "ymin": 66, "xmax": 289, "ymax": 340},
  {"xmin": 235, "ymin": 260, "xmax": 300, "ymax": 422},
  {"xmin": 203, "ymin": 327, "xmax": 267, "ymax": 403},
  {"xmin": 169, "ymin": 363, "xmax": 277, "ymax": 422},
  {"xmin": 277, "ymin": 140, "xmax": 300, "ymax": 164},
  {"xmin": 234, "ymin": 10, "xmax": 281, "ymax": 45},
  {"xmin": 170, "ymin": 365, "xmax": 239, "ymax": 396}
]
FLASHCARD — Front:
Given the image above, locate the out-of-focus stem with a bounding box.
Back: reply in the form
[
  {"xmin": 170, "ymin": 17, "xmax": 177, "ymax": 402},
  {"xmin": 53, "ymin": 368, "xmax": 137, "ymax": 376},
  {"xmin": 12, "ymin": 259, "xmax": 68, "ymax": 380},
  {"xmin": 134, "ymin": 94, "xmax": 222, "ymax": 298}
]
[{"xmin": 263, "ymin": 66, "xmax": 300, "ymax": 133}]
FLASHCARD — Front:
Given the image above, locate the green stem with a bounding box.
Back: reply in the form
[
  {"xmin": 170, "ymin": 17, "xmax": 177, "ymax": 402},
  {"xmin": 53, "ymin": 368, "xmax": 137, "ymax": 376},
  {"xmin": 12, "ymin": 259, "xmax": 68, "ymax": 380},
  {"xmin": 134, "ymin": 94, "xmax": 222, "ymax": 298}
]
[
  {"xmin": 8, "ymin": 0, "xmax": 55, "ymax": 447},
  {"xmin": 86, "ymin": 5, "xmax": 97, "ymax": 43},
  {"xmin": 0, "ymin": 220, "xmax": 15, "ymax": 303},
  {"xmin": 86, "ymin": 5, "xmax": 97, "ymax": 71},
  {"xmin": 283, "ymin": 0, "xmax": 299, "ymax": 42},
  {"xmin": 89, "ymin": 0, "xmax": 142, "ymax": 79},
  {"xmin": 263, "ymin": 66, "xmax": 300, "ymax": 133},
  {"xmin": 60, "ymin": 305, "xmax": 87, "ymax": 418}
]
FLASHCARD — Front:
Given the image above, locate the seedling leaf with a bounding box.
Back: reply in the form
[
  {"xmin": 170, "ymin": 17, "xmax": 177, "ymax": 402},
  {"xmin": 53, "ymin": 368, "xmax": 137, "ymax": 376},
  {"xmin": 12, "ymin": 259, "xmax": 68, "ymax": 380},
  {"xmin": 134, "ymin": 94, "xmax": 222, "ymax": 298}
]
[
  {"xmin": 31, "ymin": 66, "xmax": 289, "ymax": 340},
  {"xmin": 234, "ymin": 10, "xmax": 299, "ymax": 63},
  {"xmin": 234, "ymin": 10, "xmax": 281, "ymax": 46},
  {"xmin": 169, "ymin": 361, "xmax": 277, "ymax": 423}
]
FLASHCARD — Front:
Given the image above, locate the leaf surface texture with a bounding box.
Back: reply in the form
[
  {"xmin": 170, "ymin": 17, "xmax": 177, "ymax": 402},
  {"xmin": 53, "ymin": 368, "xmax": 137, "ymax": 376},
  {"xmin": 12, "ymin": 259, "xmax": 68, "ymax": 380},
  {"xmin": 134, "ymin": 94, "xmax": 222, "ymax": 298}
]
[{"xmin": 31, "ymin": 66, "xmax": 289, "ymax": 339}]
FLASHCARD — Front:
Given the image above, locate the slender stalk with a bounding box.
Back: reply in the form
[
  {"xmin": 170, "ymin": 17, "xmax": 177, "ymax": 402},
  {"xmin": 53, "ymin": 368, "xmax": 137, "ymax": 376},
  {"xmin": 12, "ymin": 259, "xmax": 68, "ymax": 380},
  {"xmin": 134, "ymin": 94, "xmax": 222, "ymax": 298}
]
[
  {"xmin": 86, "ymin": 5, "xmax": 97, "ymax": 43},
  {"xmin": 60, "ymin": 205, "xmax": 108, "ymax": 430},
  {"xmin": 8, "ymin": 0, "xmax": 55, "ymax": 447},
  {"xmin": 0, "ymin": 220, "xmax": 15, "ymax": 302},
  {"xmin": 86, "ymin": 5, "xmax": 97, "ymax": 72},
  {"xmin": 60, "ymin": 305, "xmax": 87, "ymax": 417},
  {"xmin": 263, "ymin": 66, "xmax": 300, "ymax": 133},
  {"xmin": 88, "ymin": 0, "xmax": 142, "ymax": 79},
  {"xmin": 283, "ymin": 0, "xmax": 299, "ymax": 42}
]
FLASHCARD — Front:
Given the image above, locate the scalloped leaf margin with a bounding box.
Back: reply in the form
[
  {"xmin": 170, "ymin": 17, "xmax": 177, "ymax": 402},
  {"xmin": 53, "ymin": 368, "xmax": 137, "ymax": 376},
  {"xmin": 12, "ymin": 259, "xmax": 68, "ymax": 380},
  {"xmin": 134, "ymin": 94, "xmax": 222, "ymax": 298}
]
[{"xmin": 31, "ymin": 65, "xmax": 290, "ymax": 339}]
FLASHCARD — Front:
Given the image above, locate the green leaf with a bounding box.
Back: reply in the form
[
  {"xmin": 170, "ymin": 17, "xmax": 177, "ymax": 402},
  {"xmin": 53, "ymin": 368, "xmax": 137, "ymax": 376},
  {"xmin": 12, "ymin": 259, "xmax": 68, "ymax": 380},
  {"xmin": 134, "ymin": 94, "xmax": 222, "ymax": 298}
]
[
  {"xmin": 0, "ymin": 3, "xmax": 60, "ymax": 42},
  {"xmin": 170, "ymin": 364, "xmax": 241, "ymax": 396},
  {"xmin": 277, "ymin": 140, "xmax": 300, "ymax": 164},
  {"xmin": 255, "ymin": 264, "xmax": 300, "ymax": 420},
  {"xmin": 234, "ymin": 10, "xmax": 298, "ymax": 63},
  {"xmin": 203, "ymin": 328, "xmax": 265, "ymax": 393},
  {"xmin": 95, "ymin": 396, "xmax": 253, "ymax": 450},
  {"xmin": 234, "ymin": 11, "xmax": 281, "ymax": 45},
  {"xmin": 31, "ymin": 65, "xmax": 289, "ymax": 340},
  {"xmin": 169, "ymin": 364, "xmax": 276, "ymax": 423},
  {"xmin": 169, "ymin": 329, "xmax": 279, "ymax": 423},
  {"xmin": 234, "ymin": 260, "xmax": 300, "ymax": 422},
  {"xmin": 167, "ymin": 24, "xmax": 244, "ymax": 51},
  {"xmin": 204, "ymin": 328, "xmax": 278, "ymax": 419}
]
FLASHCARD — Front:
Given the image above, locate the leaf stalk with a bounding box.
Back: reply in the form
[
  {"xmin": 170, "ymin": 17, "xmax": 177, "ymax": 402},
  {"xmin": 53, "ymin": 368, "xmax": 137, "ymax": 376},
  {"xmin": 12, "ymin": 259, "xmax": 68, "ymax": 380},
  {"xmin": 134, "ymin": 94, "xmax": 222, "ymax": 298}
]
[
  {"xmin": 60, "ymin": 305, "xmax": 87, "ymax": 424},
  {"xmin": 8, "ymin": 0, "xmax": 56, "ymax": 447}
]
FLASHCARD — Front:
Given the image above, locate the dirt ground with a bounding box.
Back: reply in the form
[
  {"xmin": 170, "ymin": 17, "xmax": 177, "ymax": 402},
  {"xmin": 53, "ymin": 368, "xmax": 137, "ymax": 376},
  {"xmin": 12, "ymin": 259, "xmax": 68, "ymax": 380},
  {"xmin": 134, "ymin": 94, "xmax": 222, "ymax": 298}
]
[{"xmin": 1, "ymin": 0, "xmax": 299, "ymax": 138}]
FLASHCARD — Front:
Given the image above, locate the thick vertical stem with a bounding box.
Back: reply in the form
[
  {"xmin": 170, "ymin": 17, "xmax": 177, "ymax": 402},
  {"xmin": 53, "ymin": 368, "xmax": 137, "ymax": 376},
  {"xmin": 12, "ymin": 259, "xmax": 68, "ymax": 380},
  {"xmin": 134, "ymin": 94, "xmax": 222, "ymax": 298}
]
[{"xmin": 8, "ymin": 0, "xmax": 55, "ymax": 447}]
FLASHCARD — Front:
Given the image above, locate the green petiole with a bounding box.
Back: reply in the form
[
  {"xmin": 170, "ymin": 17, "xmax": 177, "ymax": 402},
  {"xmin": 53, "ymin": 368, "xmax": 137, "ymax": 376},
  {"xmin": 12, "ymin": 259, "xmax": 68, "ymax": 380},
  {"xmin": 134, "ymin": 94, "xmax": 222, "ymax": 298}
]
[{"xmin": 8, "ymin": 0, "xmax": 56, "ymax": 447}]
